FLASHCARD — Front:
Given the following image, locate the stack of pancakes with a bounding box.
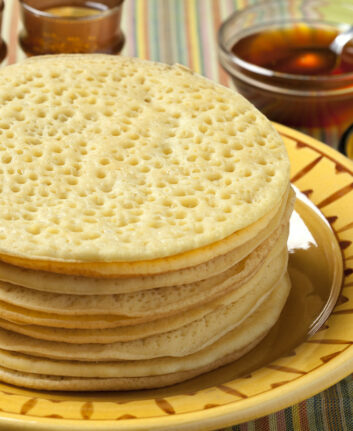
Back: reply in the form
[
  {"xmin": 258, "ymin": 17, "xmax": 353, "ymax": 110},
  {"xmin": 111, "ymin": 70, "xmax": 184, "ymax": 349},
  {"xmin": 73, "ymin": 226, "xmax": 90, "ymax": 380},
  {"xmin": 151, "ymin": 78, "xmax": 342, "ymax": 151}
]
[{"xmin": 0, "ymin": 55, "xmax": 294, "ymax": 391}]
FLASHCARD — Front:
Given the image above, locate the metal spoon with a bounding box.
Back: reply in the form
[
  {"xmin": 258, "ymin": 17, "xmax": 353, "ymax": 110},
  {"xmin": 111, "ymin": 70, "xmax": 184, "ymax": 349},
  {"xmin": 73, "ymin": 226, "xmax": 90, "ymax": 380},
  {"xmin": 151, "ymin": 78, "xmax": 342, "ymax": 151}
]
[
  {"xmin": 295, "ymin": 25, "xmax": 353, "ymax": 74},
  {"xmin": 330, "ymin": 25, "xmax": 353, "ymax": 57},
  {"xmin": 271, "ymin": 27, "xmax": 353, "ymax": 75}
]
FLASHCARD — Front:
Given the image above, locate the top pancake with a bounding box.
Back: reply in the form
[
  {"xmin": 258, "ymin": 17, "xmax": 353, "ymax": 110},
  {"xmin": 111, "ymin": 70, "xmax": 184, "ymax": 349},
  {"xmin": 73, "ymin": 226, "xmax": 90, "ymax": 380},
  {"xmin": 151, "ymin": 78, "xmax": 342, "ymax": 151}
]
[{"xmin": 0, "ymin": 55, "xmax": 289, "ymax": 264}]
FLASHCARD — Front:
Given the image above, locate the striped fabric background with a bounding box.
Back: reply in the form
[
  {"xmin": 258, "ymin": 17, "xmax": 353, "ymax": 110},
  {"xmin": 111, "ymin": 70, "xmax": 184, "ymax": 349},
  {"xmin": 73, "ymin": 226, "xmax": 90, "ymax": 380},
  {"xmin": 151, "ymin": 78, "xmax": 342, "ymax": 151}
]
[
  {"xmin": 0, "ymin": 0, "xmax": 352, "ymax": 429},
  {"xmin": 2, "ymin": 0, "xmax": 245, "ymax": 81}
]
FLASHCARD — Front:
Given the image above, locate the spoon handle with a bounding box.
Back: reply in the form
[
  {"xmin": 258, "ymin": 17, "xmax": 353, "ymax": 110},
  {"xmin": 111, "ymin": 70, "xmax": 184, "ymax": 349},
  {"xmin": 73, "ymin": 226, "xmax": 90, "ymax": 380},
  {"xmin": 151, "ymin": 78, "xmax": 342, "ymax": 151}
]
[{"xmin": 330, "ymin": 26, "xmax": 353, "ymax": 56}]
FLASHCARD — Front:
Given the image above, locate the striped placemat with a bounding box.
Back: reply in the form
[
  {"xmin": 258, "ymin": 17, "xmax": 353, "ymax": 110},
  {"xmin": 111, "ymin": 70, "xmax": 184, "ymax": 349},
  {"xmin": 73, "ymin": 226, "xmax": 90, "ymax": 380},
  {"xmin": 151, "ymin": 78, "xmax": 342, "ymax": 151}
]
[
  {"xmin": 0, "ymin": 1, "xmax": 352, "ymax": 430},
  {"xmin": 221, "ymin": 376, "xmax": 353, "ymax": 431}
]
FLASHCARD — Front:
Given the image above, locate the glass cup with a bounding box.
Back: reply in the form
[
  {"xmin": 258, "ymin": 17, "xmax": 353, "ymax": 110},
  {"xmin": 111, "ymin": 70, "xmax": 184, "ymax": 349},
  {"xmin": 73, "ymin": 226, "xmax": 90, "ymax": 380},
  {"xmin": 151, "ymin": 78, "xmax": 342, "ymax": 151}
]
[
  {"xmin": 218, "ymin": 0, "xmax": 353, "ymax": 148},
  {"xmin": 0, "ymin": 0, "xmax": 7, "ymax": 63},
  {"xmin": 19, "ymin": 0, "xmax": 125, "ymax": 56}
]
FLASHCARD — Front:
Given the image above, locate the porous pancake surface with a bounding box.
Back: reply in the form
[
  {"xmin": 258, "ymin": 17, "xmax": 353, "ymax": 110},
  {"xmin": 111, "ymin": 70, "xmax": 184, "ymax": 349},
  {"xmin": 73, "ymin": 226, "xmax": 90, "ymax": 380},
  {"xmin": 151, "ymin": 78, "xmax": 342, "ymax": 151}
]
[{"xmin": 0, "ymin": 55, "xmax": 289, "ymax": 262}]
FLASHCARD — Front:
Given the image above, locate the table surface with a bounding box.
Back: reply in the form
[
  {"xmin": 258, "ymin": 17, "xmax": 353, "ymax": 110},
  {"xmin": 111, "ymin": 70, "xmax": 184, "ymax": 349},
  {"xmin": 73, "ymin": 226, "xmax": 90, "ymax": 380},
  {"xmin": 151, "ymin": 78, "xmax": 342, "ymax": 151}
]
[{"xmin": 1, "ymin": 0, "xmax": 353, "ymax": 430}]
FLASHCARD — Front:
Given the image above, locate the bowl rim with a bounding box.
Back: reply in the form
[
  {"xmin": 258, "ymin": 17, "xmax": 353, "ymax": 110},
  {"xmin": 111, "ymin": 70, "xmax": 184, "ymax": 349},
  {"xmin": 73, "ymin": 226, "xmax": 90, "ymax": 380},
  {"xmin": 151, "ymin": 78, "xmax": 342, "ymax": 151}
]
[{"xmin": 18, "ymin": 0, "xmax": 124, "ymax": 21}]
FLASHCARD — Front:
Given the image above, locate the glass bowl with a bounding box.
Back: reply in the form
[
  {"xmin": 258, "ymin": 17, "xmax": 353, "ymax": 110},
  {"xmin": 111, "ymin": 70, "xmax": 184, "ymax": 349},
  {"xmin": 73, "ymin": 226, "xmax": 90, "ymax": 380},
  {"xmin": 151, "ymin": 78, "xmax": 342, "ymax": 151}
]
[{"xmin": 218, "ymin": 0, "xmax": 353, "ymax": 140}]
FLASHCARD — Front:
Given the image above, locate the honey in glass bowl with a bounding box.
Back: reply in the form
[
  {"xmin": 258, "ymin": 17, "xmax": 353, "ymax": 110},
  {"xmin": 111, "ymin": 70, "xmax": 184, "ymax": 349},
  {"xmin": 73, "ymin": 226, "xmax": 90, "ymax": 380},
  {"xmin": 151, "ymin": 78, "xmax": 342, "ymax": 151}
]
[
  {"xmin": 218, "ymin": 1, "xmax": 353, "ymax": 147},
  {"xmin": 231, "ymin": 25, "xmax": 353, "ymax": 77}
]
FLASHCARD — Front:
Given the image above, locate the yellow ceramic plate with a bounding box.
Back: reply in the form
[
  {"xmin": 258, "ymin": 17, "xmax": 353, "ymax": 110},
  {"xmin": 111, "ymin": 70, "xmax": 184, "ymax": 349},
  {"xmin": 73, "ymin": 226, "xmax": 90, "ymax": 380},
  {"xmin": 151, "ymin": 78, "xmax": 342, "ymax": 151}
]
[{"xmin": 0, "ymin": 124, "xmax": 352, "ymax": 431}]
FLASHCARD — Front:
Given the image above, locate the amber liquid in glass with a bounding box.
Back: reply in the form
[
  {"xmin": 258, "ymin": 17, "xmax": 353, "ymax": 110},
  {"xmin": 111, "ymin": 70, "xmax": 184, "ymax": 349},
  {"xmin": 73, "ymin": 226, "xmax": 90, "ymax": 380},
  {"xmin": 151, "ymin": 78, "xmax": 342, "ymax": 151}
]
[
  {"xmin": 20, "ymin": 0, "xmax": 125, "ymax": 56},
  {"xmin": 229, "ymin": 24, "xmax": 353, "ymax": 130},
  {"xmin": 232, "ymin": 24, "xmax": 353, "ymax": 75}
]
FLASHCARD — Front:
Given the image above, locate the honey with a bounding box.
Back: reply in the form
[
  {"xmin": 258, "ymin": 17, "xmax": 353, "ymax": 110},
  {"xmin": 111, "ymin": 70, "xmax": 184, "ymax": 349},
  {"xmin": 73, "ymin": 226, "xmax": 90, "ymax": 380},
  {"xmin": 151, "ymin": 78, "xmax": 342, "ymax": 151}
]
[
  {"xmin": 19, "ymin": 0, "xmax": 125, "ymax": 56},
  {"xmin": 220, "ymin": 22, "xmax": 353, "ymax": 132},
  {"xmin": 231, "ymin": 24, "xmax": 353, "ymax": 76}
]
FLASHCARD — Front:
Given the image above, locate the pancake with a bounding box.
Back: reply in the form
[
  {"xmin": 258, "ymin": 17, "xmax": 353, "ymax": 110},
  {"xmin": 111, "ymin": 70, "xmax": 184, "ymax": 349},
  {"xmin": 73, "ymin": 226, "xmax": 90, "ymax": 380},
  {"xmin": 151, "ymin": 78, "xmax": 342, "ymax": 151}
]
[
  {"xmin": 0, "ymin": 241, "xmax": 287, "ymax": 329},
  {"xmin": 0, "ymin": 275, "xmax": 290, "ymax": 386},
  {"xmin": 0, "ymin": 55, "xmax": 289, "ymax": 275},
  {"xmin": 0, "ymin": 252, "xmax": 287, "ymax": 359},
  {"xmin": 0, "ymin": 223, "xmax": 289, "ymax": 317},
  {"xmin": 0, "ymin": 54, "xmax": 293, "ymax": 391},
  {"xmin": 0, "ymin": 186, "xmax": 294, "ymax": 289},
  {"xmin": 0, "ymin": 336, "xmax": 263, "ymax": 391}
]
